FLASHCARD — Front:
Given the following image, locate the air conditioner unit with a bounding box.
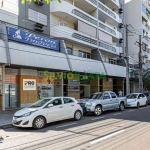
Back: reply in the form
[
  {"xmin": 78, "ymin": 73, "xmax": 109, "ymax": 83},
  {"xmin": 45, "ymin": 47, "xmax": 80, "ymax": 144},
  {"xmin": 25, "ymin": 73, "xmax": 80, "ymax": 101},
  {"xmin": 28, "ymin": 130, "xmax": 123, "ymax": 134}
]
[
  {"xmin": 34, "ymin": 0, "xmax": 44, "ymax": 6},
  {"xmin": 34, "ymin": 23, "xmax": 44, "ymax": 32},
  {"xmin": 119, "ymin": 8, "xmax": 123, "ymax": 14}
]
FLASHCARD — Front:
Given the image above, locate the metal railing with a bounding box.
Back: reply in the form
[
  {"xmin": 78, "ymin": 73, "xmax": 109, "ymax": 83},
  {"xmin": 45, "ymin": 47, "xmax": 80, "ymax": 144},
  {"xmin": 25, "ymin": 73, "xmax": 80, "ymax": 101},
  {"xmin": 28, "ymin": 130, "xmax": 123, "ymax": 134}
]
[
  {"xmin": 72, "ymin": 33, "xmax": 116, "ymax": 52},
  {"xmin": 88, "ymin": 0, "xmax": 116, "ymax": 19},
  {"xmin": 72, "ymin": 9, "xmax": 116, "ymax": 36}
]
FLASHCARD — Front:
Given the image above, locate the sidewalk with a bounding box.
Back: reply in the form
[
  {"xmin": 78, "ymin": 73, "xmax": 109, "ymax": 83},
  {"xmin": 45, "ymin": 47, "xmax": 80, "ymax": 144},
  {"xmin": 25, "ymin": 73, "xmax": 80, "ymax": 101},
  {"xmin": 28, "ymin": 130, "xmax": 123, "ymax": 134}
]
[{"xmin": 0, "ymin": 109, "xmax": 19, "ymax": 129}]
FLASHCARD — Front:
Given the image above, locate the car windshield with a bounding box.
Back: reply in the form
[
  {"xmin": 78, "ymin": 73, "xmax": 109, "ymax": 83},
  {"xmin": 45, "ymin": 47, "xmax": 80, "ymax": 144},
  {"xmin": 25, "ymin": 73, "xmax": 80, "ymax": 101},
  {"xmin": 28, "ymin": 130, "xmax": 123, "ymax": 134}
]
[
  {"xmin": 126, "ymin": 94, "xmax": 138, "ymax": 99},
  {"xmin": 29, "ymin": 99, "xmax": 51, "ymax": 108},
  {"xmin": 89, "ymin": 94, "xmax": 103, "ymax": 99}
]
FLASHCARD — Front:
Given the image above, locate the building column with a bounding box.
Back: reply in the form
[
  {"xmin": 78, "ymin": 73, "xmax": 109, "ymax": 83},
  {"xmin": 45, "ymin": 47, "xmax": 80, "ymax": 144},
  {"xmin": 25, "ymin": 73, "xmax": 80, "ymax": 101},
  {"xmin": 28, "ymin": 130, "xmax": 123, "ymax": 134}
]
[
  {"xmin": 90, "ymin": 76, "xmax": 99, "ymax": 94},
  {"xmin": 102, "ymin": 78, "xmax": 113, "ymax": 91},
  {"xmin": 0, "ymin": 65, "xmax": 5, "ymax": 111}
]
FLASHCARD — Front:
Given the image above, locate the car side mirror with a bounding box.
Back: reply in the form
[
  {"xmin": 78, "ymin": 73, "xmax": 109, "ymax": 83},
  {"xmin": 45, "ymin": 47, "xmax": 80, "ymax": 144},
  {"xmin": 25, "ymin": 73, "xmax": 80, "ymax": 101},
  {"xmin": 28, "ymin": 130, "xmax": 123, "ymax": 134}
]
[
  {"xmin": 48, "ymin": 104, "xmax": 53, "ymax": 108},
  {"xmin": 103, "ymin": 97, "xmax": 107, "ymax": 100}
]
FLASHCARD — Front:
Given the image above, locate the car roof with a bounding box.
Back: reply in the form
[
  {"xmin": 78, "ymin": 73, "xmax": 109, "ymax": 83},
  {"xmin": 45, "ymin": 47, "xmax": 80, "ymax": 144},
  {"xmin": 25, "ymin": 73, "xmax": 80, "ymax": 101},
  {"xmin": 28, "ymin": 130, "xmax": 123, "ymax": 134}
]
[{"xmin": 43, "ymin": 97, "xmax": 75, "ymax": 99}]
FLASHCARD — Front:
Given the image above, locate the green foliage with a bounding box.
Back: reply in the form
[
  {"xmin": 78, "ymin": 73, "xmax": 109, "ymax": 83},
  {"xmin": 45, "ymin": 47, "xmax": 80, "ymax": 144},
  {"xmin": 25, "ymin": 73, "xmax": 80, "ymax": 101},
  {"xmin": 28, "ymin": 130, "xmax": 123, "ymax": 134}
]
[
  {"xmin": 131, "ymin": 69, "xmax": 150, "ymax": 89},
  {"xmin": 21, "ymin": 0, "xmax": 61, "ymax": 5}
]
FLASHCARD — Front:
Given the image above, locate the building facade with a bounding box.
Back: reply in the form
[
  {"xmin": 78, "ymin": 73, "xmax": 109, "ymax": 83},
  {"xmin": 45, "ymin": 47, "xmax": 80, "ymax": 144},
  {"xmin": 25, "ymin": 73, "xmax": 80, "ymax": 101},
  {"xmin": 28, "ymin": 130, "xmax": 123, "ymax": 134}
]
[
  {"xmin": 125, "ymin": 0, "xmax": 150, "ymax": 92},
  {"xmin": 0, "ymin": 0, "xmax": 125, "ymax": 111}
]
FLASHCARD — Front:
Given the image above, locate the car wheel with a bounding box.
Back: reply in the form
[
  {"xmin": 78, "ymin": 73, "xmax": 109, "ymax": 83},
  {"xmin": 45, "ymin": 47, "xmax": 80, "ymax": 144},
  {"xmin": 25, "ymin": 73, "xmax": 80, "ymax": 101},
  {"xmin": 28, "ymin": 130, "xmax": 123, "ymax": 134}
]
[
  {"xmin": 145, "ymin": 101, "xmax": 148, "ymax": 107},
  {"xmin": 119, "ymin": 102, "xmax": 125, "ymax": 111},
  {"xmin": 33, "ymin": 116, "xmax": 46, "ymax": 129},
  {"xmin": 94, "ymin": 106, "xmax": 102, "ymax": 116},
  {"xmin": 137, "ymin": 102, "xmax": 140, "ymax": 109},
  {"xmin": 74, "ymin": 110, "xmax": 82, "ymax": 121}
]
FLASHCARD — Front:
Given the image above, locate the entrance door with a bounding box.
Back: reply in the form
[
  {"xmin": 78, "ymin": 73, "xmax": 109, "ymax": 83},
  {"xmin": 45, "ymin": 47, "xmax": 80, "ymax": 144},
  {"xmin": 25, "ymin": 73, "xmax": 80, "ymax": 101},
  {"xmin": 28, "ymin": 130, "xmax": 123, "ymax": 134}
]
[{"xmin": 5, "ymin": 84, "xmax": 18, "ymax": 108}]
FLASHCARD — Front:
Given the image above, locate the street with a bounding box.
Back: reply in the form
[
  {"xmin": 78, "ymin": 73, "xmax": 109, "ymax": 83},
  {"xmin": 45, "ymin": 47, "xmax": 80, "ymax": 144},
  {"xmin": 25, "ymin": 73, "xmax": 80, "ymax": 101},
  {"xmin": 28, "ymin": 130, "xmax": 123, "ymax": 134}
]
[{"xmin": 1, "ymin": 106, "xmax": 150, "ymax": 150}]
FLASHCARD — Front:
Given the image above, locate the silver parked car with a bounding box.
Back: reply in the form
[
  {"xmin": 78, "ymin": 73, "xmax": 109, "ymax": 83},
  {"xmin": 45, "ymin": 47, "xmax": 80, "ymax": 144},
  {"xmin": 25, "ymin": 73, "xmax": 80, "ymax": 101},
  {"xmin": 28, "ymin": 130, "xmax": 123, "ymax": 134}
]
[{"xmin": 78, "ymin": 91, "xmax": 126, "ymax": 116}]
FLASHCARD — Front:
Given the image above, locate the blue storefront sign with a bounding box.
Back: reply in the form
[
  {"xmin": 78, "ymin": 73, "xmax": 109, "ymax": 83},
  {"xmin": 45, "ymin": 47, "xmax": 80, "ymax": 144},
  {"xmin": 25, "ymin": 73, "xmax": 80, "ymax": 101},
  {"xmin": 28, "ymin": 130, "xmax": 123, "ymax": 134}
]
[{"xmin": 6, "ymin": 26, "xmax": 59, "ymax": 51}]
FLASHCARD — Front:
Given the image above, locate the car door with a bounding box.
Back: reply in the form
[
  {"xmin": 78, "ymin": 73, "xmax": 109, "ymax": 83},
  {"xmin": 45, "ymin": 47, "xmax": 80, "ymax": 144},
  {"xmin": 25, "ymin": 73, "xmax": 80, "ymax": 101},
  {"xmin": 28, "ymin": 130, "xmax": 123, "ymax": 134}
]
[
  {"xmin": 138, "ymin": 94, "xmax": 144, "ymax": 105},
  {"xmin": 141, "ymin": 94, "xmax": 147, "ymax": 105},
  {"xmin": 47, "ymin": 98, "xmax": 65, "ymax": 123},
  {"xmin": 102, "ymin": 93, "xmax": 113, "ymax": 110},
  {"xmin": 110, "ymin": 92, "xmax": 119, "ymax": 108},
  {"xmin": 63, "ymin": 98, "xmax": 76, "ymax": 119}
]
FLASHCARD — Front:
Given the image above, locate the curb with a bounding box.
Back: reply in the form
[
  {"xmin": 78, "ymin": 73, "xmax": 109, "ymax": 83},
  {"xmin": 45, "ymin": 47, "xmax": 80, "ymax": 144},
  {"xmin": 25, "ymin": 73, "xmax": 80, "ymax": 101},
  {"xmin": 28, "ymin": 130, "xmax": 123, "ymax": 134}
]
[{"xmin": 0, "ymin": 124, "xmax": 13, "ymax": 129}]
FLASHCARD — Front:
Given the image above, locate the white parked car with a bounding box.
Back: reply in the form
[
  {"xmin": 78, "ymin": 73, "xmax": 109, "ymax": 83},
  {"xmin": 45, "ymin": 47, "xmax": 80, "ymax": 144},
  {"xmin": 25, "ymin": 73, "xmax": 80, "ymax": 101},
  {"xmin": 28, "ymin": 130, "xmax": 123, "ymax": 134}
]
[
  {"xmin": 13, "ymin": 97, "xmax": 83, "ymax": 129},
  {"xmin": 126, "ymin": 93, "xmax": 148, "ymax": 108}
]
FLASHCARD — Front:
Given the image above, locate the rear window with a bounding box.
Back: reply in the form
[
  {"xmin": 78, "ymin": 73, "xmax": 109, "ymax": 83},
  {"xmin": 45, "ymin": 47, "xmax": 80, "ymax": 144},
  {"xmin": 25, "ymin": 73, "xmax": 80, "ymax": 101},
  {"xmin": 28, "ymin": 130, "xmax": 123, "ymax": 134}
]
[{"xmin": 89, "ymin": 94, "xmax": 103, "ymax": 99}]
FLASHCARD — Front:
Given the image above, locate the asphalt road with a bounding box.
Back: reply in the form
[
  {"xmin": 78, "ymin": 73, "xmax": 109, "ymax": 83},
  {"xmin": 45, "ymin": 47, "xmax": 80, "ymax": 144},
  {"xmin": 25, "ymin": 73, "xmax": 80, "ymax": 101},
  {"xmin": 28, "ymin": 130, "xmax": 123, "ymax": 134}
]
[{"xmin": 1, "ymin": 106, "xmax": 150, "ymax": 150}]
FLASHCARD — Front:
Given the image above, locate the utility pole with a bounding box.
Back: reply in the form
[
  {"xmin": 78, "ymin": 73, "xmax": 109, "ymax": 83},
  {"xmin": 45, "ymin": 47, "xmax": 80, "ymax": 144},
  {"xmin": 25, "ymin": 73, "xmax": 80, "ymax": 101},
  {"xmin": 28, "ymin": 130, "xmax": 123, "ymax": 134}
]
[
  {"xmin": 126, "ymin": 25, "xmax": 130, "ymax": 95},
  {"xmin": 139, "ymin": 35, "xmax": 143, "ymax": 93}
]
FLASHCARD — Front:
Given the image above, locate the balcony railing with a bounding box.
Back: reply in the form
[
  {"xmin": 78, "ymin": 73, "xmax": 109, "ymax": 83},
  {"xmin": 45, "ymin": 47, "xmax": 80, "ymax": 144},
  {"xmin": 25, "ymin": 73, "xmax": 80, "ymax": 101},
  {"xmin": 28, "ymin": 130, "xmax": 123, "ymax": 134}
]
[
  {"xmin": 72, "ymin": 33, "xmax": 116, "ymax": 52},
  {"xmin": 88, "ymin": 0, "xmax": 116, "ymax": 19},
  {"xmin": 72, "ymin": 9, "xmax": 116, "ymax": 36}
]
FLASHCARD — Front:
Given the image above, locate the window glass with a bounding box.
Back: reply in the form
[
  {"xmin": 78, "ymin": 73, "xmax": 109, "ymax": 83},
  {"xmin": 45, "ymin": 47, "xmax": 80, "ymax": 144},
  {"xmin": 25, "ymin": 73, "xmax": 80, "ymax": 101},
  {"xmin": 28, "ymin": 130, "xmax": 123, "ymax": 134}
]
[
  {"xmin": 63, "ymin": 98, "xmax": 74, "ymax": 104},
  {"xmin": 110, "ymin": 93, "xmax": 116, "ymax": 98},
  {"xmin": 142, "ymin": 4, "xmax": 146, "ymax": 14},
  {"xmin": 103, "ymin": 93, "xmax": 110, "ymax": 99},
  {"xmin": 67, "ymin": 47, "xmax": 72, "ymax": 55},
  {"xmin": 78, "ymin": 51, "xmax": 83, "ymax": 57},
  {"xmin": 50, "ymin": 98, "xmax": 62, "ymax": 106},
  {"xmin": 127, "ymin": 94, "xmax": 138, "ymax": 99},
  {"xmin": 29, "ymin": 99, "xmax": 51, "ymax": 108}
]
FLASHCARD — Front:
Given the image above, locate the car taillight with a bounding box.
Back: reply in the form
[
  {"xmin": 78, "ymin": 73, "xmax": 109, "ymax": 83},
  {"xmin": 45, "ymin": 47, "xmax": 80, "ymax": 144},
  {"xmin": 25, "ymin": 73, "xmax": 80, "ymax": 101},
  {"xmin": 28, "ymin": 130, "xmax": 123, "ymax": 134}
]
[{"xmin": 77, "ymin": 102, "xmax": 80, "ymax": 105}]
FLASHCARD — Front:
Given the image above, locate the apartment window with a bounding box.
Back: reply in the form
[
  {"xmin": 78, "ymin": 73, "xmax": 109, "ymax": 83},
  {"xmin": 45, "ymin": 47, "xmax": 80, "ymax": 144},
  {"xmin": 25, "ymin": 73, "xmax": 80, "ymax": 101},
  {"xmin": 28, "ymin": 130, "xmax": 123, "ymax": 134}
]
[
  {"xmin": 109, "ymin": 58, "xmax": 116, "ymax": 64},
  {"xmin": 28, "ymin": 9, "xmax": 47, "ymax": 26},
  {"xmin": 142, "ymin": 42, "xmax": 147, "ymax": 51},
  {"xmin": 142, "ymin": 4, "xmax": 146, "ymax": 14},
  {"xmin": 78, "ymin": 50, "xmax": 91, "ymax": 59},
  {"xmin": 67, "ymin": 47, "xmax": 72, "ymax": 55}
]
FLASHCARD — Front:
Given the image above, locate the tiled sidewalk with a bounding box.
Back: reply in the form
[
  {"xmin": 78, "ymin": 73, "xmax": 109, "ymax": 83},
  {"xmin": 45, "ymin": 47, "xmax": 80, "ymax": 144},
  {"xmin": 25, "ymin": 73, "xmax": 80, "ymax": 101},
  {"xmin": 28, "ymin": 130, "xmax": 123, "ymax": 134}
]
[{"xmin": 0, "ymin": 109, "xmax": 19, "ymax": 128}]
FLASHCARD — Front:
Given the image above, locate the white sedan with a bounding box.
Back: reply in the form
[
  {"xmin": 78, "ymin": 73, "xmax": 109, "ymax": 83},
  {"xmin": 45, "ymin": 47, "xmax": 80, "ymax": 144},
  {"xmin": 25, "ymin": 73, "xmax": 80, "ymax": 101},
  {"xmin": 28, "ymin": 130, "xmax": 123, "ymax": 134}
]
[
  {"xmin": 12, "ymin": 97, "xmax": 83, "ymax": 129},
  {"xmin": 126, "ymin": 93, "xmax": 148, "ymax": 108}
]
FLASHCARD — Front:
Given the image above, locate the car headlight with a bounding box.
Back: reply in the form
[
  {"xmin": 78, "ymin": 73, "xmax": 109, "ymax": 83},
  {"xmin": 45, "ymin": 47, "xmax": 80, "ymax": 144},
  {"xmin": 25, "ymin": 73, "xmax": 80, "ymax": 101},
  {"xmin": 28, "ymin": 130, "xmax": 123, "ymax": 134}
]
[
  {"xmin": 86, "ymin": 102, "xmax": 92, "ymax": 106},
  {"xmin": 21, "ymin": 112, "xmax": 31, "ymax": 117},
  {"xmin": 21, "ymin": 111, "xmax": 37, "ymax": 117}
]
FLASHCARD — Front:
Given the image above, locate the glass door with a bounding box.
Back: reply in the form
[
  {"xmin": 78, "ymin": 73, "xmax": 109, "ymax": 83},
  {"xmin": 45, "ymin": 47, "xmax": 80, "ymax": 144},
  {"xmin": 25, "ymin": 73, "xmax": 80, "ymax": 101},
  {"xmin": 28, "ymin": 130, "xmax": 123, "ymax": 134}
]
[{"xmin": 5, "ymin": 84, "xmax": 18, "ymax": 108}]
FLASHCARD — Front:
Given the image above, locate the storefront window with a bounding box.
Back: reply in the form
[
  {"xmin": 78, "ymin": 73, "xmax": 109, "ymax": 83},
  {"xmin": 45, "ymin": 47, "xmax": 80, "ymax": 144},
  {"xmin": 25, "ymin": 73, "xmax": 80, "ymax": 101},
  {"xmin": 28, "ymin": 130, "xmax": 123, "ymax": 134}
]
[{"xmin": 67, "ymin": 47, "xmax": 72, "ymax": 55}]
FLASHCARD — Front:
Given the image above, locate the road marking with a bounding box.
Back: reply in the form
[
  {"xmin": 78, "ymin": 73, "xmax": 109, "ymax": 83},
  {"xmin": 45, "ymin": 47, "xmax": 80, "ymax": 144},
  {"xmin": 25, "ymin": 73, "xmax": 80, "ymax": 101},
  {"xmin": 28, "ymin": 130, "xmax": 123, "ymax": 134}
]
[
  {"xmin": 56, "ymin": 123, "xmax": 77, "ymax": 128},
  {"xmin": 91, "ymin": 116, "xmax": 105, "ymax": 120},
  {"xmin": 127, "ymin": 110, "xmax": 135, "ymax": 112},
  {"xmin": 4, "ymin": 133, "xmax": 30, "ymax": 140},
  {"xmin": 90, "ymin": 130, "xmax": 125, "ymax": 145},
  {"xmin": 113, "ymin": 113, "xmax": 122, "ymax": 116}
]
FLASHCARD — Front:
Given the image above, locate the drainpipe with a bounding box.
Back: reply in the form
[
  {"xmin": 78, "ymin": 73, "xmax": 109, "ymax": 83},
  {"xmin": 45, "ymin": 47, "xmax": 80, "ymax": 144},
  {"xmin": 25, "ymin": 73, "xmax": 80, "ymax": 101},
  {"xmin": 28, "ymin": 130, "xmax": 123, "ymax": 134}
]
[{"xmin": 96, "ymin": 1, "xmax": 108, "ymax": 75}]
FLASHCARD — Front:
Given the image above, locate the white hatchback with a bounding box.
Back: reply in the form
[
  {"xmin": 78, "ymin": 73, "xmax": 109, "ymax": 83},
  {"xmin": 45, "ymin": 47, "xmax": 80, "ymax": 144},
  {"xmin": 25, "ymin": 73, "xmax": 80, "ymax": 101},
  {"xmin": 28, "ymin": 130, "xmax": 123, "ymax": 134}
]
[
  {"xmin": 126, "ymin": 93, "xmax": 148, "ymax": 108},
  {"xmin": 13, "ymin": 97, "xmax": 83, "ymax": 129}
]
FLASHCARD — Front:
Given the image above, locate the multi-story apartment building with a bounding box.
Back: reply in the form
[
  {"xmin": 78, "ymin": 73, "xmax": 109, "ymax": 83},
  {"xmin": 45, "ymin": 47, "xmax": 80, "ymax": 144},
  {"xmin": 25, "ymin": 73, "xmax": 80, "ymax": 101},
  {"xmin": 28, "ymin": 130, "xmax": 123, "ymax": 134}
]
[
  {"xmin": 125, "ymin": 0, "xmax": 150, "ymax": 92},
  {"xmin": 0, "ymin": 0, "xmax": 125, "ymax": 111}
]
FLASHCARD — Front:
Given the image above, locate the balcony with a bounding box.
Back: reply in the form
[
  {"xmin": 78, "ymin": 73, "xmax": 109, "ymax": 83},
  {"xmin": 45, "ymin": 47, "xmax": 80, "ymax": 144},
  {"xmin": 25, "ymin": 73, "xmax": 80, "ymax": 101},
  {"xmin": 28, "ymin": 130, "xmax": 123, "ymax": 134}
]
[
  {"xmin": 86, "ymin": 0, "xmax": 120, "ymax": 25},
  {"xmin": 104, "ymin": 63, "xmax": 126, "ymax": 77},
  {"xmin": 50, "ymin": 25, "xmax": 120, "ymax": 55},
  {"xmin": 50, "ymin": 0, "xmax": 120, "ymax": 39},
  {"xmin": 68, "ymin": 55, "xmax": 106, "ymax": 74}
]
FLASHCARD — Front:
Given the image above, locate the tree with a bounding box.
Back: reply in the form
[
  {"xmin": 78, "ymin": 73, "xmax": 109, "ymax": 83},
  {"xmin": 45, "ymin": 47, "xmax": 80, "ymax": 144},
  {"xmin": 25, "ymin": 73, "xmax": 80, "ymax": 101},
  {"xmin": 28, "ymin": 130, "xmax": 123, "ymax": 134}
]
[
  {"xmin": 21, "ymin": 0, "xmax": 61, "ymax": 5},
  {"xmin": 131, "ymin": 69, "xmax": 150, "ymax": 90}
]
